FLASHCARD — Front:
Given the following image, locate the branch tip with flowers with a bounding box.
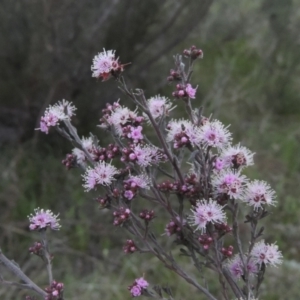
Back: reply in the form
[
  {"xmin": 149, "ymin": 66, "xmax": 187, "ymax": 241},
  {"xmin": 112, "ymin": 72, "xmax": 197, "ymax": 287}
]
[{"xmin": 0, "ymin": 46, "xmax": 282, "ymax": 300}]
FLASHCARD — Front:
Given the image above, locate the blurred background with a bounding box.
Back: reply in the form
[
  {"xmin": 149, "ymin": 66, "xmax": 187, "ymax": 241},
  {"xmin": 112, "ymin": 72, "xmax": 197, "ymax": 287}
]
[{"xmin": 0, "ymin": 0, "xmax": 300, "ymax": 299}]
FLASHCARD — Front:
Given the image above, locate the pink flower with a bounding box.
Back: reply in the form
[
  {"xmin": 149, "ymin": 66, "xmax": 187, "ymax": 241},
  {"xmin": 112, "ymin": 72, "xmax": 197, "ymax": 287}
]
[
  {"xmin": 82, "ymin": 162, "xmax": 119, "ymax": 191},
  {"xmin": 167, "ymin": 119, "xmax": 200, "ymax": 147},
  {"xmin": 91, "ymin": 49, "xmax": 123, "ymax": 80},
  {"xmin": 227, "ymin": 255, "xmax": 258, "ymax": 280},
  {"xmin": 220, "ymin": 144, "xmax": 254, "ymax": 169},
  {"xmin": 227, "ymin": 255, "xmax": 244, "ymax": 279},
  {"xmin": 251, "ymin": 240, "xmax": 283, "ymax": 267},
  {"xmin": 130, "ymin": 285, "xmax": 142, "ymax": 297},
  {"xmin": 185, "ymin": 84, "xmax": 197, "ymax": 99},
  {"xmin": 188, "ymin": 199, "xmax": 226, "ymax": 232},
  {"xmin": 242, "ymin": 180, "xmax": 276, "ymax": 209},
  {"xmin": 108, "ymin": 106, "xmax": 138, "ymax": 136},
  {"xmin": 28, "ymin": 208, "xmax": 60, "ymax": 231},
  {"xmin": 211, "ymin": 170, "xmax": 247, "ymax": 199},
  {"xmin": 135, "ymin": 277, "xmax": 149, "ymax": 289},
  {"xmin": 128, "ymin": 277, "xmax": 149, "ymax": 297},
  {"xmin": 38, "ymin": 100, "xmax": 76, "ymax": 133},
  {"xmin": 213, "ymin": 157, "xmax": 227, "ymax": 172},
  {"xmin": 124, "ymin": 190, "xmax": 134, "ymax": 200},
  {"xmin": 72, "ymin": 136, "xmax": 98, "ymax": 164},
  {"xmin": 132, "ymin": 145, "xmax": 163, "ymax": 167},
  {"xmin": 124, "ymin": 174, "xmax": 151, "ymax": 189},
  {"xmin": 145, "ymin": 95, "xmax": 174, "ymax": 120},
  {"xmin": 128, "ymin": 126, "xmax": 143, "ymax": 143},
  {"xmin": 198, "ymin": 120, "xmax": 232, "ymax": 149}
]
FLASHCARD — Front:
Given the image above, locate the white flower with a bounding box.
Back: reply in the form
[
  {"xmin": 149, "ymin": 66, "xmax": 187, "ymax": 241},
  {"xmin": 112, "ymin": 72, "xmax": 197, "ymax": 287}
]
[
  {"xmin": 211, "ymin": 170, "xmax": 247, "ymax": 199},
  {"xmin": 241, "ymin": 180, "xmax": 276, "ymax": 209},
  {"xmin": 251, "ymin": 240, "xmax": 283, "ymax": 267},
  {"xmin": 167, "ymin": 119, "xmax": 200, "ymax": 147},
  {"xmin": 198, "ymin": 119, "xmax": 232, "ymax": 149},
  {"xmin": 91, "ymin": 49, "xmax": 117, "ymax": 78},
  {"xmin": 82, "ymin": 162, "xmax": 119, "ymax": 191},
  {"xmin": 145, "ymin": 95, "xmax": 174, "ymax": 121},
  {"xmin": 188, "ymin": 199, "xmax": 226, "ymax": 232},
  {"xmin": 219, "ymin": 144, "xmax": 254, "ymax": 168}
]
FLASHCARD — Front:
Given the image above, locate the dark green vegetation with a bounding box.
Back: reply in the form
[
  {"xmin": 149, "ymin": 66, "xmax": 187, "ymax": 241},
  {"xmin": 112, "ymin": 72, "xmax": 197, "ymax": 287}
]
[{"xmin": 0, "ymin": 1, "xmax": 300, "ymax": 299}]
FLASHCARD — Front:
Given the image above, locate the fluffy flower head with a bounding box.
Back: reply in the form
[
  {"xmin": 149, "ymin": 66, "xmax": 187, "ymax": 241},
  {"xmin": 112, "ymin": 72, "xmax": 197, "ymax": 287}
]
[
  {"xmin": 124, "ymin": 174, "xmax": 151, "ymax": 189},
  {"xmin": 188, "ymin": 199, "xmax": 226, "ymax": 232},
  {"xmin": 198, "ymin": 119, "xmax": 232, "ymax": 149},
  {"xmin": 220, "ymin": 144, "xmax": 254, "ymax": 169},
  {"xmin": 91, "ymin": 49, "xmax": 121, "ymax": 80},
  {"xmin": 211, "ymin": 170, "xmax": 247, "ymax": 199},
  {"xmin": 82, "ymin": 162, "xmax": 119, "ymax": 191},
  {"xmin": 251, "ymin": 240, "xmax": 283, "ymax": 267},
  {"xmin": 185, "ymin": 84, "xmax": 198, "ymax": 99},
  {"xmin": 227, "ymin": 255, "xmax": 258, "ymax": 280},
  {"xmin": 132, "ymin": 144, "xmax": 163, "ymax": 167},
  {"xmin": 38, "ymin": 100, "xmax": 76, "ymax": 134},
  {"xmin": 145, "ymin": 95, "xmax": 174, "ymax": 121},
  {"xmin": 242, "ymin": 180, "xmax": 276, "ymax": 209},
  {"xmin": 28, "ymin": 208, "xmax": 60, "ymax": 231}
]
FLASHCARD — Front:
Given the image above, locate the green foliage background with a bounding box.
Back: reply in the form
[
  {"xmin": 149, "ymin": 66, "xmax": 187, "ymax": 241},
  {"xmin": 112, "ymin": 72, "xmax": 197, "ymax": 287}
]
[{"xmin": 0, "ymin": 0, "xmax": 300, "ymax": 299}]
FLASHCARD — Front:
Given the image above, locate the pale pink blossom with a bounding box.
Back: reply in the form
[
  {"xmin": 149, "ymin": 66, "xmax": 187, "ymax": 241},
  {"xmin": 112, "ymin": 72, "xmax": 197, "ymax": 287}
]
[
  {"xmin": 188, "ymin": 199, "xmax": 226, "ymax": 232},
  {"xmin": 242, "ymin": 180, "xmax": 276, "ymax": 209},
  {"xmin": 145, "ymin": 95, "xmax": 174, "ymax": 120},
  {"xmin": 124, "ymin": 190, "xmax": 134, "ymax": 200},
  {"xmin": 185, "ymin": 84, "xmax": 198, "ymax": 99},
  {"xmin": 72, "ymin": 136, "xmax": 98, "ymax": 163},
  {"xmin": 124, "ymin": 174, "xmax": 151, "ymax": 189},
  {"xmin": 128, "ymin": 126, "xmax": 143, "ymax": 143},
  {"xmin": 213, "ymin": 157, "xmax": 227, "ymax": 172},
  {"xmin": 91, "ymin": 49, "xmax": 120, "ymax": 80},
  {"xmin": 227, "ymin": 255, "xmax": 258, "ymax": 280},
  {"xmin": 28, "ymin": 208, "xmax": 60, "ymax": 231},
  {"xmin": 198, "ymin": 120, "xmax": 232, "ymax": 149},
  {"xmin": 82, "ymin": 162, "xmax": 119, "ymax": 191},
  {"xmin": 167, "ymin": 119, "xmax": 200, "ymax": 147},
  {"xmin": 130, "ymin": 285, "xmax": 142, "ymax": 297},
  {"xmin": 109, "ymin": 106, "xmax": 138, "ymax": 136},
  {"xmin": 135, "ymin": 277, "xmax": 149, "ymax": 289},
  {"xmin": 220, "ymin": 144, "xmax": 254, "ymax": 169},
  {"xmin": 211, "ymin": 170, "xmax": 247, "ymax": 199},
  {"xmin": 38, "ymin": 100, "xmax": 76, "ymax": 134},
  {"xmin": 251, "ymin": 240, "xmax": 282, "ymax": 267},
  {"xmin": 132, "ymin": 144, "xmax": 162, "ymax": 167}
]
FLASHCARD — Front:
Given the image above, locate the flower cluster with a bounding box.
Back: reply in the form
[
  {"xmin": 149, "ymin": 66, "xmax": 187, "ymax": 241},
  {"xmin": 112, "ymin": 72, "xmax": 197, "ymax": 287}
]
[
  {"xmin": 165, "ymin": 217, "xmax": 185, "ymax": 236},
  {"xmin": 82, "ymin": 161, "xmax": 119, "ymax": 191},
  {"xmin": 28, "ymin": 242, "xmax": 43, "ymax": 256},
  {"xmin": 139, "ymin": 209, "xmax": 155, "ymax": 222},
  {"xmin": 28, "ymin": 208, "xmax": 60, "ymax": 231},
  {"xmin": 113, "ymin": 207, "xmax": 131, "ymax": 226},
  {"xmin": 121, "ymin": 144, "xmax": 164, "ymax": 167},
  {"xmin": 44, "ymin": 281, "xmax": 64, "ymax": 300},
  {"xmin": 128, "ymin": 277, "xmax": 149, "ymax": 297},
  {"xmin": 99, "ymin": 102, "xmax": 144, "ymax": 143},
  {"xmin": 123, "ymin": 239, "xmax": 138, "ymax": 254},
  {"xmin": 188, "ymin": 199, "xmax": 226, "ymax": 233},
  {"xmin": 183, "ymin": 45, "xmax": 204, "ymax": 60},
  {"xmin": 30, "ymin": 45, "xmax": 283, "ymax": 300},
  {"xmin": 123, "ymin": 174, "xmax": 151, "ymax": 200},
  {"xmin": 91, "ymin": 49, "xmax": 125, "ymax": 81},
  {"xmin": 251, "ymin": 240, "xmax": 283, "ymax": 267},
  {"xmin": 39, "ymin": 100, "xmax": 76, "ymax": 134},
  {"xmin": 172, "ymin": 83, "xmax": 198, "ymax": 99},
  {"xmin": 145, "ymin": 95, "xmax": 174, "ymax": 121},
  {"xmin": 227, "ymin": 255, "xmax": 258, "ymax": 280}
]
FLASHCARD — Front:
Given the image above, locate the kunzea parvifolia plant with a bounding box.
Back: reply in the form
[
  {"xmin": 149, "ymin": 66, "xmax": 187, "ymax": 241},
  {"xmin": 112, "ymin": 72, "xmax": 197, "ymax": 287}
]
[{"xmin": 0, "ymin": 46, "xmax": 282, "ymax": 300}]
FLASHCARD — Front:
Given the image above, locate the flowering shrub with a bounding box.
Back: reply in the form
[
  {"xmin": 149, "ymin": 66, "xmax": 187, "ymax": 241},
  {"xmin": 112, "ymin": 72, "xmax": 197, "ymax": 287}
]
[{"xmin": 0, "ymin": 46, "xmax": 282, "ymax": 300}]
